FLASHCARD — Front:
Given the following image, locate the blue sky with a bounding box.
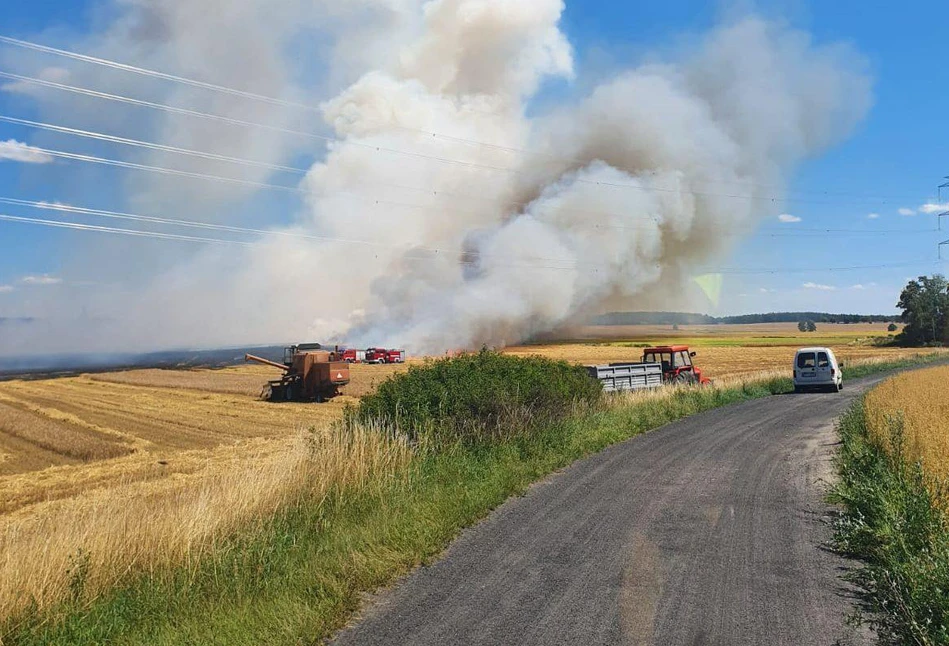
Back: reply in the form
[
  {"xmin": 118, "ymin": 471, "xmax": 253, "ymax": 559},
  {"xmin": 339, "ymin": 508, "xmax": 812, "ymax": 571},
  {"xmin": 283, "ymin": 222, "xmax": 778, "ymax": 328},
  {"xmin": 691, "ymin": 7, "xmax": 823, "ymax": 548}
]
[{"xmin": 0, "ymin": 0, "xmax": 946, "ymax": 320}]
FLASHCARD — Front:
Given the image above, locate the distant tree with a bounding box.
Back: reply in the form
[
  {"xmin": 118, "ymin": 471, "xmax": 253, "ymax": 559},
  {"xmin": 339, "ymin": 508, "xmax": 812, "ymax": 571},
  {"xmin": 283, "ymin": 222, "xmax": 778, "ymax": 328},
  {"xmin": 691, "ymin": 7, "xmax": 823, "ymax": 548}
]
[
  {"xmin": 672, "ymin": 323, "xmax": 679, "ymax": 331},
  {"xmin": 798, "ymin": 320, "xmax": 817, "ymax": 333},
  {"xmin": 896, "ymin": 275, "xmax": 949, "ymax": 346},
  {"xmin": 887, "ymin": 323, "xmax": 898, "ymax": 332}
]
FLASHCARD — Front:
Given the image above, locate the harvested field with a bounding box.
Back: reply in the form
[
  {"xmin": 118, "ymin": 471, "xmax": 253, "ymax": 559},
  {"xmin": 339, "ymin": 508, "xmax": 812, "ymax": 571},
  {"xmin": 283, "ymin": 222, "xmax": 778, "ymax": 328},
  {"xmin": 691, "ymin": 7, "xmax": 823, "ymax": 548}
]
[{"xmin": 88, "ymin": 361, "xmax": 409, "ymax": 399}]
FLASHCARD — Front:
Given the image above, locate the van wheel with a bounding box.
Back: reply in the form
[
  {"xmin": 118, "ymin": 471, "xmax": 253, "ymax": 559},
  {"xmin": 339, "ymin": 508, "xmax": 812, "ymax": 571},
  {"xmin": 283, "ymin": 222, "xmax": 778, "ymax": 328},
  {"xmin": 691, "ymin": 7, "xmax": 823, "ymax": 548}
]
[{"xmin": 793, "ymin": 386, "xmax": 802, "ymax": 394}]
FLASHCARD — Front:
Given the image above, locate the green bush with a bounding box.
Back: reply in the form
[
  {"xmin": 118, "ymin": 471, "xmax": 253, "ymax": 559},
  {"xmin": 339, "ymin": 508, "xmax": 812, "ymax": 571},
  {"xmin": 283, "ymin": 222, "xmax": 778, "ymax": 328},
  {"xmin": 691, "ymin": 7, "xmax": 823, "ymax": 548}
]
[{"xmin": 348, "ymin": 350, "xmax": 602, "ymax": 442}]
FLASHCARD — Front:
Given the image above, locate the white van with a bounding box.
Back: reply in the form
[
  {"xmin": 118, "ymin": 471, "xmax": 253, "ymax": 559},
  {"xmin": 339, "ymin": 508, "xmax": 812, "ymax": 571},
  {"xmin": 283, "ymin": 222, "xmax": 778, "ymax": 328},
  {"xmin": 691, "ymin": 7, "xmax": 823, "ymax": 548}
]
[{"xmin": 793, "ymin": 347, "xmax": 843, "ymax": 393}]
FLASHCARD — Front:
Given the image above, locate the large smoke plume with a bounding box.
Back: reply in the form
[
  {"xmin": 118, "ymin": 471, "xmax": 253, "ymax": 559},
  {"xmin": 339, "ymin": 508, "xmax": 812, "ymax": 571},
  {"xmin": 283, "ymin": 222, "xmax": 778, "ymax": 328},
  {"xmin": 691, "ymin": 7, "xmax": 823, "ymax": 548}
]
[{"xmin": 0, "ymin": 1, "xmax": 872, "ymax": 356}]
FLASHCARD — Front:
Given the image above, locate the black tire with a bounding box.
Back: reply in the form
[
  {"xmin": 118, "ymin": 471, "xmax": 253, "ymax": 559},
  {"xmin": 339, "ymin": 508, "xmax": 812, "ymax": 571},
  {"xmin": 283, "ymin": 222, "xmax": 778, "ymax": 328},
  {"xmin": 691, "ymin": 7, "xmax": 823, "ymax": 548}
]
[
  {"xmin": 674, "ymin": 372, "xmax": 697, "ymax": 386},
  {"xmin": 793, "ymin": 385, "xmax": 802, "ymax": 394}
]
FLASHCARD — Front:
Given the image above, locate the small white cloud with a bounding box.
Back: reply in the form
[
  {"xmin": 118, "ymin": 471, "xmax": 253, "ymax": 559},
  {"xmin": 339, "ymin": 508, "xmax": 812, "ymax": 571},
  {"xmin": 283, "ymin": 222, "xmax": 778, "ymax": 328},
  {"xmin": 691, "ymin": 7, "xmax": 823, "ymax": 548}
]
[
  {"xmin": 778, "ymin": 213, "xmax": 801, "ymax": 223},
  {"xmin": 758, "ymin": 287, "xmax": 776, "ymax": 293},
  {"xmin": 0, "ymin": 140, "xmax": 53, "ymax": 164},
  {"xmin": 0, "ymin": 285, "xmax": 14, "ymax": 293},
  {"xmin": 851, "ymin": 284, "xmax": 866, "ymax": 290},
  {"xmin": 802, "ymin": 281, "xmax": 836, "ymax": 291},
  {"xmin": 898, "ymin": 207, "xmax": 916, "ymax": 216},
  {"xmin": 867, "ymin": 212, "xmax": 879, "ymax": 219},
  {"xmin": 21, "ymin": 274, "xmax": 62, "ymax": 286},
  {"xmin": 1, "ymin": 67, "xmax": 70, "ymax": 94},
  {"xmin": 919, "ymin": 202, "xmax": 949, "ymax": 214}
]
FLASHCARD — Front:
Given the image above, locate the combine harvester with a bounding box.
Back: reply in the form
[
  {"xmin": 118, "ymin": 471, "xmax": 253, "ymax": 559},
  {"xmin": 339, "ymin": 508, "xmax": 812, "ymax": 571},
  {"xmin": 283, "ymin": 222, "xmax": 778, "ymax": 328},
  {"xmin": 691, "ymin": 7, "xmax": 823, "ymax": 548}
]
[
  {"xmin": 587, "ymin": 345, "xmax": 711, "ymax": 392},
  {"xmin": 245, "ymin": 343, "xmax": 350, "ymax": 402}
]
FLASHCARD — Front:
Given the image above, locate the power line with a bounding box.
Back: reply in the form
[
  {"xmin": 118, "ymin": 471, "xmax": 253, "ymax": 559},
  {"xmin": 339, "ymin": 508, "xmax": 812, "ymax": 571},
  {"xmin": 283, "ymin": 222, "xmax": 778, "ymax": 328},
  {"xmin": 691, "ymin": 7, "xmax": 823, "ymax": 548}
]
[
  {"xmin": 0, "ymin": 36, "xmax": 322, "ymax": 114},
  {"xmin": 0, "ymin": 44, "xmax": 937, "ymax": 204},
  {"xmin": 4, "ymin": 126, "xmax": 939, "ymax": 238},
  {"xmin": 0, "ymin": 69, "xmax": 335, "ymax": 144},
  {"xmin": 12, "ymin": 127, "xmax": 941, "ymax": 233},
  {"xmin": 0, "ymin": 115, "xmax": 309, "ymax": 175},
  {"xmin": 0, "ymin": 198, "xmax": 585, "ymax": 268},
  {"xmin": 2, "ymin": 209, "xmax": 942, "ymax": 277},
  {"xmin": 0, "ymin": 113, "xmax": 658, "ymax": 226},
  {"xmin": 0, "ymin": 213, "xmax": 255, "ymax": 246}
]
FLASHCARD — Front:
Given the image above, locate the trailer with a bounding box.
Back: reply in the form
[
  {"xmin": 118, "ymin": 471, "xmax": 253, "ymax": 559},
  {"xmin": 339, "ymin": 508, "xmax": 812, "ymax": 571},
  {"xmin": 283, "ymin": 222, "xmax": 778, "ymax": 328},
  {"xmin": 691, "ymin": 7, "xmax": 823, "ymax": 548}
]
[{"xmin": 586, "ymin": 362, "xmax": 664, "ymax": 392}]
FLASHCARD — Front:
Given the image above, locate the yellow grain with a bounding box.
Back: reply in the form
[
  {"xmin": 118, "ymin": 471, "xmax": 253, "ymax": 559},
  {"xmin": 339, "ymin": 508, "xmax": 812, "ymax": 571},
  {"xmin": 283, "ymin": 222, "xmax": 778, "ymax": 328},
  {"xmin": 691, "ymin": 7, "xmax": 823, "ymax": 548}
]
[
  {"xmin": 864, "ymin": 365, "xmax": 949, "ymax": 485},
  {"xmin": 0, "ymin": 422, "xmax": 411, "ymax": 621}
]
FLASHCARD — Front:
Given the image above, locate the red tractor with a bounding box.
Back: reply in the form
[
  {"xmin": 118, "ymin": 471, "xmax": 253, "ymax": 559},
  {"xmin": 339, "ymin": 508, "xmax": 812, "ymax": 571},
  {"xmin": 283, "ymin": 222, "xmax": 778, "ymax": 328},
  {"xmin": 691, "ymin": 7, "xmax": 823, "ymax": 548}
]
[{"xmin": 641, "ymin": 345, "xmax": 711, "ymax": 385}]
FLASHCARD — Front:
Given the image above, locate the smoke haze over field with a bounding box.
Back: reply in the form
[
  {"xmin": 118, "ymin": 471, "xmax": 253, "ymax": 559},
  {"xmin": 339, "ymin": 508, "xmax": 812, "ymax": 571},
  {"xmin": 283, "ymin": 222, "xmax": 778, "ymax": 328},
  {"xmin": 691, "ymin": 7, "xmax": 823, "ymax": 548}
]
[{"xmin": 0, "ymin": 1, "xmax": 872, "ymax": 356}]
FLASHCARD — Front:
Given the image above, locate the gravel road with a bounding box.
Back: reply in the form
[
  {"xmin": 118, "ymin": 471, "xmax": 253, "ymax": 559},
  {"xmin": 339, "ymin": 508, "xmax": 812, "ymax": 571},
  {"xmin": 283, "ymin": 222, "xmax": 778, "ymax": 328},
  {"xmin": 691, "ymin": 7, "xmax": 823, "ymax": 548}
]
[{"xmin": 332, "ymin": 375, "xmax": 889, "ymax": 646}]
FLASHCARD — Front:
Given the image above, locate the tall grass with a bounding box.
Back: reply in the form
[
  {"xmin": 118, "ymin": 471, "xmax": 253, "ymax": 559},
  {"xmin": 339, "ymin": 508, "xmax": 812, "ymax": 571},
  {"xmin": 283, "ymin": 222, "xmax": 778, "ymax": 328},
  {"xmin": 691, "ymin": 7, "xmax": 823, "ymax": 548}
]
[
  {"xmin": 0, "ymin": 423, "xmax": 411, "ymax": 625},
  {"xmin": 832, "ymin": 378, "xmax": 949, "ymax": 645}
]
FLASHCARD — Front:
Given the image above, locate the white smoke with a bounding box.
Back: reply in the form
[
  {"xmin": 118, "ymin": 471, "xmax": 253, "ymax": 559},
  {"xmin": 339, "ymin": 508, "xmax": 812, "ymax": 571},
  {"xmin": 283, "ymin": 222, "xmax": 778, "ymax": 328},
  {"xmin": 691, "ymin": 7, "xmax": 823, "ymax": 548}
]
[
  {"xmin": 299, "ymin": 4, "xmax": 871, "ymax": 352},
  {"xmin": 0, "ymin": 1, "xmax": 872, "ymax": 357}
]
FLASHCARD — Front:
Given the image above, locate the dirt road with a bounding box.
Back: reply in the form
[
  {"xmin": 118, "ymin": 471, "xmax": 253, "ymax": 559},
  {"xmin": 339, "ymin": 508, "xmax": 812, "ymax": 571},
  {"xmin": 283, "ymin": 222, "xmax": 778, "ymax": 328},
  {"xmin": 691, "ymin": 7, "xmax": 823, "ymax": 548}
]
[{"xmin": 332, "ymin": 376, "xmax": 889, "ymax": 645}]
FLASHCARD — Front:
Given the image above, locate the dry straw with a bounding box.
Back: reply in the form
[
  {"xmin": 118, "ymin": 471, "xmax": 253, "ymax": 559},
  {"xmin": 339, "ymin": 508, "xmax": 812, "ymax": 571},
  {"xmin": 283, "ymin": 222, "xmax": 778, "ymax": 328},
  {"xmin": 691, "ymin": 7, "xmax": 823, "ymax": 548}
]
[{"xmin": 0, "ymin": 422, "xmax": 411, "ymax": 622}]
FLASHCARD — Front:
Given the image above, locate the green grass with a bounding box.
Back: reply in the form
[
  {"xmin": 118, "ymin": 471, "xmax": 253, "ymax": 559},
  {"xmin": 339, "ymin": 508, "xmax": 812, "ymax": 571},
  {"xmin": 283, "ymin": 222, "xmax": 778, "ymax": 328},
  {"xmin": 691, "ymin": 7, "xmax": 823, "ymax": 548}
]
[
  {"xmin": 831, "ymin": 400, "xmax": 949, "ymax": 645},
  {"xmin": 3, "ymin": 355, "xmax": 942, "ymax": 645}
]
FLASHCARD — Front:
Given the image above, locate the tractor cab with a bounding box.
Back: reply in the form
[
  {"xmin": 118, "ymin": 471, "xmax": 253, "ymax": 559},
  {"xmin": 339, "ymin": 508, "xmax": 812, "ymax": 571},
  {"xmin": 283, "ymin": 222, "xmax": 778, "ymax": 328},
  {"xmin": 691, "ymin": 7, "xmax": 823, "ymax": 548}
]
[{"xmin": 642, "ymin": 345, "xmax": 709, "ymax": 385}]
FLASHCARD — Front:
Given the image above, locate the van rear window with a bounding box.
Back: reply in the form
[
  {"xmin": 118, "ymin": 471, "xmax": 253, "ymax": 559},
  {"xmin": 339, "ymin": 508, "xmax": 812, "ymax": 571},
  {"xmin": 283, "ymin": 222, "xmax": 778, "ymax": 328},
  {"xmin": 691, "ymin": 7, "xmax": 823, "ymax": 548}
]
[
  {"xmin": 818, "ymin": 352, "xmax": 830, "ymax": 368},
  {"xmin": 797, "ymin": 352, "xmax": 816, "ymax": 369}
]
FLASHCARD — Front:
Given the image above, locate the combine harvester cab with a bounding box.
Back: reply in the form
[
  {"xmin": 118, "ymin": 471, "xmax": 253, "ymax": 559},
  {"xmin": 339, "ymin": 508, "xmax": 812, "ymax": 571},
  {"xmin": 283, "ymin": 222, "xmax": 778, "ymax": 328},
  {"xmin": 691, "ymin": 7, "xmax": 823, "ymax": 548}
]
[{"xmin": 245, "ymin": 343, "xmax": 350, "ymax": 402}]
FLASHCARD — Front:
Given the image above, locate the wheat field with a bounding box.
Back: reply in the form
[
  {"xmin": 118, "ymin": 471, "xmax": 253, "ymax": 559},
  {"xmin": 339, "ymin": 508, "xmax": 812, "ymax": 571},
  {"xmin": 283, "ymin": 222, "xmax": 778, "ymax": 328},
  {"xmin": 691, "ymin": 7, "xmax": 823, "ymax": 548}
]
[{"xmin": 864, "ymin": 365, "xmax": 949, "ymax": 485}]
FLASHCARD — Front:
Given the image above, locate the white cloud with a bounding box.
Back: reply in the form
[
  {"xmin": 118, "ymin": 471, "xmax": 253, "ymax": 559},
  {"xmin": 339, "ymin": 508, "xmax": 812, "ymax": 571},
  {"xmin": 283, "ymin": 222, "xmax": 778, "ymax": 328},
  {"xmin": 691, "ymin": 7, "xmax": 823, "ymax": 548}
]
[
  {"xmin": 778, "ymin": 213, "xmax": 801, "ymax": 223},
  {"xmin": 0, "ymin": 140, "xmax": 53, "ymax": 164},
  {"xmin": 919, "ymin": 202, "xmax": 949, "ymax": 214},
  {"xmin": 0, "ymin": 285, "xmax": 13, "ymax": 294},
  {"xmin": 0, "ymin": 67, "xmax": 70, "ymax": 94},
  {"xmin": 851, "ymin": 284, "xmax": 866, "ymax": 290},
  {"xmin": 758, "ymin": 287, "xmax": 776, "ymax": 293},
  {"xmin": 867, "ymin": 212, "xmax": 879, "ymax": 219},
  {"xmin": 802, "ymin": 281, "xmax": 836, "ymax": 291},
  {"xmin": 898, "ymin": 207, "xmax": 916, "ymax": 216},
  {"xmin": 21, "ymin": 274, "xmax": 62, "ymax": 286}
]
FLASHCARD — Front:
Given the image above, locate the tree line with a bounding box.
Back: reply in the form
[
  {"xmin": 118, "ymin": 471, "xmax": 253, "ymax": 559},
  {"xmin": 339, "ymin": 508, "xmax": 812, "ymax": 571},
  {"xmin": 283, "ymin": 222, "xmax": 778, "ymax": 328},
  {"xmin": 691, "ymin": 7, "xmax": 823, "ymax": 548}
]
[{"xmin": 593, "ymin": 311, "xmax": 897, "ymax": 326}]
